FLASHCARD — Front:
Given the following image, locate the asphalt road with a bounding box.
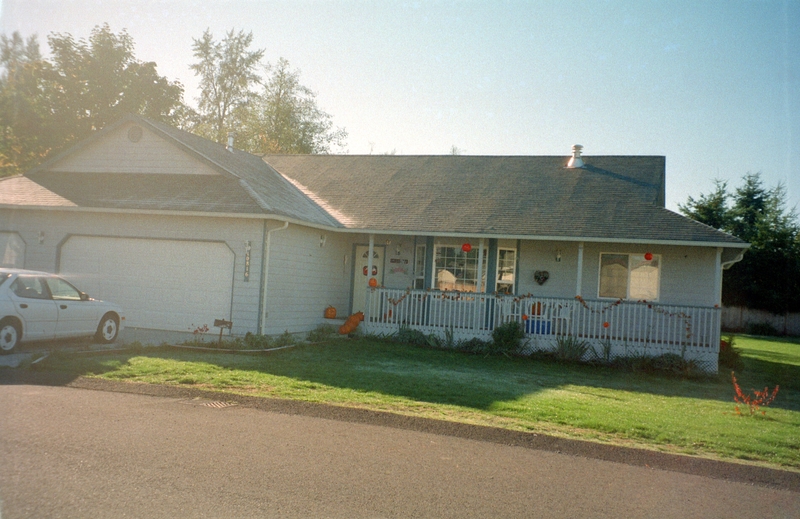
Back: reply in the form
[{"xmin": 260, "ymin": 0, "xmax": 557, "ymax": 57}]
[{"xmin": 1, "ymin": 376, "xmax": 799, "ymax": 519}]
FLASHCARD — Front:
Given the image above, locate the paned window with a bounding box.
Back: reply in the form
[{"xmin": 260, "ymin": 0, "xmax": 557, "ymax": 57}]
[
  {"xmin": 434, "ymin": 245, "xmax": 488, "ymax": 292},
  {"xmin": 414, "ymin": 244, "xmax": 426, "ymax": 289},
  {"xmin": 496, "ymin": 248, "xmax": 516, "ymax": 295},
  {"xmin": 599, "ymin": 253, "xmax": 660, "ymax": 300}
]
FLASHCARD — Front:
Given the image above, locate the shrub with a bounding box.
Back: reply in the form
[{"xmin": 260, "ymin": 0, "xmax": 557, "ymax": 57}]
[
  {"xmin": 553, "ymin": 335, "xmax": 591, "ymax": 363},
  {"xmin": 718, "ymin": 335, "xmax": 744, "ymax": 371},
  {"xmin": 241, "ymin": 332, "xmax": 274, "ymax": 349},
  {"xmin": 747, "ymin": 322, "xmax": 781, "ymax": 336},
  {"xmin": 274, "ymin": 330, "xmax": 298, "ymax": 347},
  {"xmin": 394, "ymin": 326, "xmax": 430, "ymax": 347},
  {"xmin": 307, "ymin": 324, "xmax": 338, "ymax": 343},
  {"xmin": 456, "ymin": 337, "xmax": 492, "ymax": 355},
  {"xmin": 488, "ymin": 321, "xmax": 525, "ymax": 356}
]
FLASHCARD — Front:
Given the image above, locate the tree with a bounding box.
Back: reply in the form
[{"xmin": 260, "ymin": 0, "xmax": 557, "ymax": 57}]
[
  {"xmin": 679, "ymin": 173, "xmax": 800, "ymax": 314},
  {"xmin": 189, "ymin": 29, "xmax": 263, "ymax": 145},
  {"xmin": 242, "ymin": 58, "xmax": 346, "ymax": 154},
  {"xmin": 47, "ymin": 24, "xmax": 185, "ymax": 142},
  {"xmin": 0, "ymin": 25, "xmax": 186, "ymax": 176},
  {"xmin": 0, "ymin": 32, "xmax": 55, "ymax": 175}
]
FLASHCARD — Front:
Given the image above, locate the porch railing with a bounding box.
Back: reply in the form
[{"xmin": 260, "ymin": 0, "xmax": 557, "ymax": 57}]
[{"xmin": 364, "ymin": 288, "xmax": 721, "ymax": 371}]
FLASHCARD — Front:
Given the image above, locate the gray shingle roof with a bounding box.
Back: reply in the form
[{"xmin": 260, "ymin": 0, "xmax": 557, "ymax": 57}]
[
  {"xmin": 262, "ymin": 154, "xmax": 745, "ymax": 246},
  {"xmin": 1, "ymin": 114, "xmax": 745, "ymax": 247}
]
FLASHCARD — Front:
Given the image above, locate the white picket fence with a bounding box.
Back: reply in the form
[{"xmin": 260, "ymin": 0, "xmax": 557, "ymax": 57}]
[{"xmin": 364, "ymin": 288, "xmax": 721, "ymax": 371}]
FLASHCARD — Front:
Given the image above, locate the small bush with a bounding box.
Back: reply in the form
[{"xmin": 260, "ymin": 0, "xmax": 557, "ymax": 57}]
[
  {"xmin": 457, "ymin": 337, "xmax": 492, "ymax": 355},
  {"xmin": 747, "ymin": 322, "xmax": 781, "ymax": 336},
  {"xmin": 488, "ymin": 321, "xmax": 525, "ymax": 356},
  {"xmin": 718, "ymin": 335, "xmax": 744, "ymax": 371},
  {"xmin": 307, "ymin": 324, "xmax": 338, "ymax": 343},
  {"xmin": 241, "ymin": 332, "xmax": 274, "ymax": 349},
  {"xmin": 554, "ymin": 335, "xmax": 591, "ymax": 363},
  {"xmin": 274, "ymin": 330, "xmax": 298, "ymax": 347},
  {"xmin": 394, "ymin": 326, "xmax": 430, "ymax": 347}
]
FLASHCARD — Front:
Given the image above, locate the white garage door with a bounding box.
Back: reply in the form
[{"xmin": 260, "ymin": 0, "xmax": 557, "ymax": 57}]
[
  {"xmin": 60, "ymin": 236, "xmax": 234, "ymax": 332},
  {"xmin": 0, "ymin": 232, "xmax": 25, "ymax": 268}
]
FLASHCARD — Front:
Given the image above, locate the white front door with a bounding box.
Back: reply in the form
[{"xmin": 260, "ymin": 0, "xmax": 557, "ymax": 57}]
[{"xmin": 352, "ymin": 246, "xmax": 384, "ymax": 314}]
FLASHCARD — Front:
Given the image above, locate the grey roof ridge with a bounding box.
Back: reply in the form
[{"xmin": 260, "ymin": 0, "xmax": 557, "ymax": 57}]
[{"xmin": 258, "ymin": 160, "xmax": 347, "ymax": 227}]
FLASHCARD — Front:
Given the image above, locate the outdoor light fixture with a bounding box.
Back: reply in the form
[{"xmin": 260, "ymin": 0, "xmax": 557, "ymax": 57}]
[
  {"xmin": 38, "ymin": 231, "xmax": 45, "ymax": 244},
  {"xmin": 319, "ymin": 234, "xmax": 327, "ymax": 247},
  {"xmin": 556, "ymin": 250, "xmax": 562, "ymax": 262}
]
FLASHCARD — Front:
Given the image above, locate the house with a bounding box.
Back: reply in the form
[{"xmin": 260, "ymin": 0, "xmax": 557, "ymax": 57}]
[{"xmin": 0, "ymin": 114, "xmax": 747, "ymax": 371}]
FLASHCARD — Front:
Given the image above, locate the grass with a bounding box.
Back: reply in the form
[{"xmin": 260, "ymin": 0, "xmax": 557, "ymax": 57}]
[{"xmin": 29, "ymin": 334, "xmax": 800, "ymax": 470}]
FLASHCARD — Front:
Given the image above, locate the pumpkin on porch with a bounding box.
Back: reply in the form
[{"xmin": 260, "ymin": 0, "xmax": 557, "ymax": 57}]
[
  {"xmin": 324, "ymin": 306, "xmax": 337, "ymax": 319},
  {"xmin": 338, "ymin": 312, "xmax": 365, "ymax": 334}
]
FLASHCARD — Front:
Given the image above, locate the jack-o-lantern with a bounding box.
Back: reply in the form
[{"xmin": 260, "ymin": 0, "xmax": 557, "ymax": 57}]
[{"xmin": 324, "ymin": 306, "xmax": 337, "ymax": 319}]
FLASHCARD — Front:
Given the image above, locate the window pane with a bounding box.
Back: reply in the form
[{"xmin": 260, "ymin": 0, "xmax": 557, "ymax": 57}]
[
  {"xmin": 496, "ymin": 248, "xmax": 516, "ymax": 294},
  {"xmin": 11, "ymin": 276, "xmax": 49, "ymax": 299},
  {"xmin": 434, "ymin": 245, "xmax": 487, "ymax": 292},
  {"xmin": 47, "ymin": 277, "xmax": 82, "ymax": 300},
  {"xmin": 599, "ymin": 254, "xmax": 628, "ymax": 299},
  {"xmin": 414, "ymin": 245, "xmax": 426, "ymax": 288},
  {"xmin": 630, "ymin": 255, "xmax": 659, "ymax": 300}
]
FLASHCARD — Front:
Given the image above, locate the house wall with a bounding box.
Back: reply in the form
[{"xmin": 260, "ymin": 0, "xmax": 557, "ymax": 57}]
[
  {"xmin": 47, "ymin": 121, "xmax": 219, "ymax": 175},
  {"xmin": 517, "ymin": 240, "xmax": 719, "ymax": 307},
  {"xmin": 0, "ymin": 207, "xmax": 264, "ymax": 334},
  {"xmin": 263, "ymin": 224, "xmax": 357, "ymax": 334}
]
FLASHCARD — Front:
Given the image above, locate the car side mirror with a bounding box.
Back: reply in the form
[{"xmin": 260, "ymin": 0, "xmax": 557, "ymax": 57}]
[{"xmin": 80, "ymin": 292, "xmax": 89, "ymax": 301}]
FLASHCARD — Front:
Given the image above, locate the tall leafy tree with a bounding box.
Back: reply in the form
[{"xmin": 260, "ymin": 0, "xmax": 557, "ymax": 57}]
[
  {"xmin": 189, "ymin": 29, "xmax": 263, "ymax": 145},
  {"xmin": 242, "ymin": 57, "xmax": 347, "ymax": 154},
  {"xmin": 0, "ymin": 24, "xmax": 186, "ymax": 176},
  {"xmin": 47, "ymin": 24, "xmax": 185, "ymax": 142},
  {"xmin": 0, "ymin": 32, "xmax": 55, "ymax": 175},
  {"xmin": 680, "ymin": 173, "xmax": 800, "ymax": 314}
]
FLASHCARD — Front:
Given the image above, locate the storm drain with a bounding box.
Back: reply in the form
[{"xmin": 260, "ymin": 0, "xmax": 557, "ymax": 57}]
[{"xmin": 181, "ymin": 398, "xmax": 238, "ymax": 409}]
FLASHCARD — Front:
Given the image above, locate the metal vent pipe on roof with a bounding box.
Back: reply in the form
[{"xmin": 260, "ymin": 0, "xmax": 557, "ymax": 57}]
[
  {"xmin": 227, "ymin": 132, "xmax": 235, "ymax": 152},
  {"xmin": 566, "ymin": 144, "xmax": 584, "ymax": 168}
]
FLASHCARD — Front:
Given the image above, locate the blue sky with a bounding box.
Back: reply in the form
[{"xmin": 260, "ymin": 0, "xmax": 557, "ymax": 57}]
[{"xmin": 2, "ymin": 0, "xmax": 797, "ymax": 213}]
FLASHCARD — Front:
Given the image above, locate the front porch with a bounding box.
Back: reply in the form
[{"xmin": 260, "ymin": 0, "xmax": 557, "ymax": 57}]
[{"xmin": 364, "ymin": 288, "xmax": 721, "ymax": 372}]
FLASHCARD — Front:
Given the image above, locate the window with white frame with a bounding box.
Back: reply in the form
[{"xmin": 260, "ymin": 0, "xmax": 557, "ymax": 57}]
[
  {"xmin": 434, "ymin": 245, "xmax": 488, "ymax": 292},
  {"xmin": 414, "ymin": 244, "xmax": 426, "ymax": 289},
  {"xmin": 496, "ymin": 248, "xmax": 516, "ymax": 294},
  {"xmin": 598, "ymin": 253, "xmax": 660, "ymax": 300}
]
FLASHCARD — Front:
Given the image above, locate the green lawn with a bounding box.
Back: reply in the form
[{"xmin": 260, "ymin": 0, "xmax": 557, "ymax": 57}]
[{"xmin": 30, "ymin": 334, "xmax": 800, "ymax": 470}]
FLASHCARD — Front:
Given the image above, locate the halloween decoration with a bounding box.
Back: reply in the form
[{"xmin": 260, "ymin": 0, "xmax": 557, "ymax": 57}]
[
  {"xmin": 324, "ymin": 306, "xmax": 337, "ymax": 319},
  {"xmin": 534, "ymin": 270, "xmax": 550, "ymax": 285},
  {"xmin": 462, "ymin": 243, "xmax": 472, "ymax": 253}
]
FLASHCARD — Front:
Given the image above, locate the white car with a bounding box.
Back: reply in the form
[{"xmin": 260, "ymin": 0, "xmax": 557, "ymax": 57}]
[{"xmin": 0, "ymin": 268, "xmax": 124, "ymax": 354}]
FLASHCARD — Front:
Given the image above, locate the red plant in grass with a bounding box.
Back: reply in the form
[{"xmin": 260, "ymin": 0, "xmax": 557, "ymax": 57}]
[{"xmin": 731, "ymin": 372, "xmax": 779, "ymax": 416}]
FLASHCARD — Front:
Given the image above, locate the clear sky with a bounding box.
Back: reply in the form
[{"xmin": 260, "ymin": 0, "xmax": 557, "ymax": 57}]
[{"xmin": 2, "ymin": 0, "xmax": 797, "ymax": 213}]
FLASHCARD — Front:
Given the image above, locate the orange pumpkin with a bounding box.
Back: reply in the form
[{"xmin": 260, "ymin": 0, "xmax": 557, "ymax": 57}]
[
  {"xmin": 368, "ymin": 277, "xmax": 378, "ymax": 288},
  {"xmin": 324, "ymin": 306, "xmax": 337, "ymax": 319}
]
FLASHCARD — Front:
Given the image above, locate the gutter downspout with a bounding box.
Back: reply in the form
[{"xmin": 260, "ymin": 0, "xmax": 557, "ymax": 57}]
[
  {"xmin": 260, "ymin": 221, "xmax": 289, "ymax": 334},
  {"xmin": 714, "ymin": 248, "xmax": 723, "ymax": 306}
]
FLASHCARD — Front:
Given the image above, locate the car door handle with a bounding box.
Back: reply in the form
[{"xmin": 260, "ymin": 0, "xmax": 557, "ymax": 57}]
[
  {"xmin": 60, "ymin": 304, "xmax": 68, "ymax": 310},
  {"xmin": 19, "ymin": 303, "xmax": 28, "ymax": 309}
]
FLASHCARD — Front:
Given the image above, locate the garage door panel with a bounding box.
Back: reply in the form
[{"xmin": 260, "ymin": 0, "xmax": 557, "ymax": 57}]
[{"xmin": 60, "ymin": 237, "xmax": 234, "ymax": 332}]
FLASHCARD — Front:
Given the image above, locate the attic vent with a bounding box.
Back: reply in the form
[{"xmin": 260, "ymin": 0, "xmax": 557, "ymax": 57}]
[
  {"xmin": 127, "ymin": 125, "xmax": 143, "ymax": 143},
  {"xmin": 566, "ymin": 144, "xmax": 584, "ymax": 168}
]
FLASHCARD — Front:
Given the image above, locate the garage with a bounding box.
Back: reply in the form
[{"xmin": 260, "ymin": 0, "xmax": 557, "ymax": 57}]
[{"xmin": 59, "ymin": 236, "xmax": 235, "ymax": 332}]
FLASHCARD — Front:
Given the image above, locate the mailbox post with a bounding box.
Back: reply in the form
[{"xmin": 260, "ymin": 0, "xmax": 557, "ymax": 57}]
[{"xmin": 214, "ymin": 319, "xmax": 233, "ymax": 346}]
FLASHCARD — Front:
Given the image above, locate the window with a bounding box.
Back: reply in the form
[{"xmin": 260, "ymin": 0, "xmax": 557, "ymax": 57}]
[
  {"xmin": 599, "ymin": 253, "xmax": 660, "ymax": 300},
  {"xmin": 46, "ymin": 277, "xmax": 83, "ymax": 301},
  {"xmin": 434, "ymin": 245, "xmax": 488, "ymax": 292},
  {"xmin": 414, "ymin": 244, "xmax": 426, "ymax": 289},
  {"xmin": 496, "ymin": 248, "xmax": 516, "ymax": 295},
  {"xmin": 10, "ymin": 276, "xmax": 49, "ymax": 300}
]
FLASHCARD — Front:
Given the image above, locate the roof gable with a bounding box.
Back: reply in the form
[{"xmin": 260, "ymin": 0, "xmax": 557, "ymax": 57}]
[{"xmin": 43, "ymin": 119, "xmax": 221, "ymax": 176}]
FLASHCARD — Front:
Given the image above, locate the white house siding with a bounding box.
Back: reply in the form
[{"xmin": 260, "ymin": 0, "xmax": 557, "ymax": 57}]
[
  {"xmin": 0, "ymin": 208, "xmax": 265, "ymax": 334},
  {"xmin": 47, "ymin": 121, "xmax": 219, "ymax": 175},
  {"xmin": 578, "ymin": 242, "xmax": 718, "ymax": 307},
  {"xmin": 517, "ymin": 240, "xmax": 577, "ymax": 297},
  {"xmin": 262, "ymin": 224, "xmax": 357, "ymax": 335}
]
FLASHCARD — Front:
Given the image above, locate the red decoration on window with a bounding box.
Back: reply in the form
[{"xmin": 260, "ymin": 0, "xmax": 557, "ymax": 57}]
[
  {"xmin": 368, "ymin": 277, "xmax": 378, "ymax": 288},
  {"xmin": 603, "ymin": 321, "xmax": 610, "ymax": 328},
  {"xmin": 644, "ymin": 252, "xmax": 653, "ymax": 261},
  {"xmin": 462, "ymin": 243, "xmax": 472, "ymax": 253}
]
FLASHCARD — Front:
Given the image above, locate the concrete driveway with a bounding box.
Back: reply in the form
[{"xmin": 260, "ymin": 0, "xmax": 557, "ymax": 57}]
[{"xmin": 1, "ymin": 378, "xmax": 798, "ymax": 519}]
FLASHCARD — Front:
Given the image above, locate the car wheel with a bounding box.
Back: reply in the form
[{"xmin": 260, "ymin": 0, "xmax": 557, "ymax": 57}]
[
  {"xmin": 96, "ymin": 313, "xmax": 119, "ymax": 344},
  {"xmin": 0, "ymin": 318, "xmax": 21, "ymax": 354}
]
